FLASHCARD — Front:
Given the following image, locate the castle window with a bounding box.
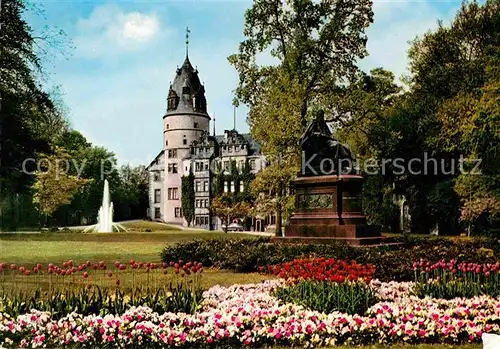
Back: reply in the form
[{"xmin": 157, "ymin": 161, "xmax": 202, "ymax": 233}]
[
  {"xmin": 203, "ymin": 181, "xmax": 208, "ymax": 192},
  {"xmin": 204, "ymin": 161, "xmax": 209, "ymax": 171},
  {"xmin": 155, "ymin": 207, "xmax": 161, "ymax": 219},
  {"xmin": 250, "ymin": 159, "xmax": 256, "ymax": 170},
  {"xmin": 194, "ymin": 122, "xmax": 199, "ymax": 129},
  {"xmin": 228, "ymin": 146, "xmax": 232, "ymax": 153},
  {"xmin": 183, "ymin": 139, "xmax": 187, "ymax": 145},
  {"xmin": 154, "ymin": 189, "xmax": 161, "ymax": 204},
  {"xmin": 175, "ymin": 207, "xmax": 182, "ymax": 218},
  {"xmin": 153, "ymin": 172, "xmax": 161, "ymax": 181},
  {"xmin": 195, "ymin": 181, "xmax": 201, "ymax": 192},
  {"xmin": 166, "ymin": 124, "xmax": 169, "ymax": 129},
  {"xmin": 183, "ymin": 86, "xmax": 190, "ymax": 95},
  {"xmin": 205, "ymin": 199, "xmax": 209, "ymax": 208},
  {"xmin": 195, "ymin": 162, "xmax": 203, "ymax": 172},
  {"xmin": 168, "ymin": 164, "xmax": 178, "ymax": 174},
  {"xmin": 168, "ymin": 149, "xmax": 177, "ymax": 158}
]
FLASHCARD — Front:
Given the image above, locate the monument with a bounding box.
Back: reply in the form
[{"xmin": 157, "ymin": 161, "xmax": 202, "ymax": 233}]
[{"xmin": 278, "ymin": 110, "xmax": 384, "ymax": 246}]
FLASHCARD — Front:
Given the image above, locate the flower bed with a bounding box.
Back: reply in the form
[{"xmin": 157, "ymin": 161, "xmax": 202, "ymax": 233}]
[
  {"xmin": 1, "ymin": 279, "xmax": 500, "ymax": 348},
  {"xmin": 413, "ymin": 259, "xmax": 500, "ymax": 299},
  {"xmin": 264, "ymin": 257, "xmax": 376, "ymax": 284}
]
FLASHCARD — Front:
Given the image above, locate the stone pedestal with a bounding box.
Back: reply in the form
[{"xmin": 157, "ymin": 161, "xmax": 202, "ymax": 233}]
[{"xmin": 278, "ymin": 175, "xmax": 384, "ymax": 246}]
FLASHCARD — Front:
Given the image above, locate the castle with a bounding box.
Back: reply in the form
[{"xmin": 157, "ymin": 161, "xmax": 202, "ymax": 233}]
[{"xmin": 146, "ymin": 51, "xmax": 274, "ymax": 231}]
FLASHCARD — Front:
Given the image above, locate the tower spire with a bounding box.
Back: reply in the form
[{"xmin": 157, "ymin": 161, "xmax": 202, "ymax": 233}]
[
  {"xmin": 185, "ymin": 27, "xmax": 191, "ymax": 58},
  {"xmin": 213, "ymin": 112, "xmax": 216, "ymax": 137},
  {"xmin": 233, "ymin": 106, "xmax": 236, "ymax": 131}
]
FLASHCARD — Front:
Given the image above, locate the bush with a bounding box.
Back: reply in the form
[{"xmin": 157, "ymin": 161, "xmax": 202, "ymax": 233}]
[
  {"xmin": 160, "ymin": 236, "xmax": 500, "ymax": 281},
  {"xmin": 274, "ymin": 280, "xmax": 378, "ymax": 315},
  {"xmin": 161, "ymin": 238, "xmax": 357, "ymax": 273}
]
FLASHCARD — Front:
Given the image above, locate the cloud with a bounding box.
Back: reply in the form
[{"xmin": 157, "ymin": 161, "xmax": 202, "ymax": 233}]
[
  {"xmin": 360, "ymin": 0, "xmax": 454, "ymax": 82},
  {"xmin": 74, "ymin": 4, "xmax": 163, "ymax": 58}
]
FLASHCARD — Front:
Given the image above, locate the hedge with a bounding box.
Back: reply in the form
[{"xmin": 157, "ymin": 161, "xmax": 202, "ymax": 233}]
[{"xmin": 160, "ymin": 236, "xmax": 500, "ymax": 281}]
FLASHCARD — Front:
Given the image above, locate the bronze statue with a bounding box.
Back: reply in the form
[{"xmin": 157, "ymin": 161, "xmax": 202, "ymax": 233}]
[{"xmin": 300, "ymin": 110, "xmax": 354, "ymax": 176}]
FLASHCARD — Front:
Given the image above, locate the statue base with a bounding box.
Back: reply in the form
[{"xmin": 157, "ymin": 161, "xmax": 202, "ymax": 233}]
[{"xmin": 281, "ymin": 175, "xmax": 385, "ymax": 246}]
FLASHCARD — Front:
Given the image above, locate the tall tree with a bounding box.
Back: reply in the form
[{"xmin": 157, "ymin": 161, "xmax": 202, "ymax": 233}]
[
  {"xmin": 0, "ymin": 0, "xmax": 67, "ymax": 230},
  {"xmin": 229, "ymin": 0, "xmax": 373, "ymax": 234},
  {"xmin": 357, "ymin": 0, "xmax": 500, "ymax": 234},
  {"xmin": 181, "ymin": 171, "xmax": 195, "ymax": 226}
]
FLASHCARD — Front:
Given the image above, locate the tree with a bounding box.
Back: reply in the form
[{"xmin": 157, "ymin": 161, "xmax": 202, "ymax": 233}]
[
  {"xmin": 250, "ymin": 160, "xmax": 297, "ymax": 236},
  {"xmin": 340, "ymin": 0, "xmax": 500, "ymax": 234},
  {"xmin": 229, "ymin": 0, "xmax": 373, "ymax": 125},
  {"xmin": 0, "ymin": 0, "xmax": 68, "ymax": 230},
  {"xmin": 113, "ymin": 164, "xmax": 149, "ymax": 220},
  {"xmin": 32, "ymin": 148, "xmax": 90, "ymax": 226},
  {"xmin": 229, "ymin": 0, "xmax": 374, "ymax": 235},
  {"xmin": 181, "ymin": 171, "xmax": 195, "ymax": 226},
  {"xmin": 210, "ymin": 194, "xmax": 250, "ymax": 233}
]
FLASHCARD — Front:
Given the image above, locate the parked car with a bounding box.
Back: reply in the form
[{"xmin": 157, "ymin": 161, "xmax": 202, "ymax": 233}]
[{"xmin": 222, "ymin": 223, "xmax": 244, "ymax": 232}]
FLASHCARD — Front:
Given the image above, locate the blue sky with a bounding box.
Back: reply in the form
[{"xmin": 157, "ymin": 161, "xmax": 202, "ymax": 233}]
[{"xmin": 31, "ymin": 0, "xmax": 464, "ymax": 166}]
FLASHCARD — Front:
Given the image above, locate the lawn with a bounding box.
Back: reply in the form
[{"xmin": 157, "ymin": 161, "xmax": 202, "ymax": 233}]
[
  {"xmin": 0, "ymin": 224, "xmax": 258, "ymax": 265},
  {"xmin": 0, "ymin": 225, "xmax": 271, "ymax": 293}
]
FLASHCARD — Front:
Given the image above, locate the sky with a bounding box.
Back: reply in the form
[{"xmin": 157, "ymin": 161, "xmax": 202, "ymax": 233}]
[{"xmin": 29, "ymin": 0, "xmax": 464, "ymax": 166}]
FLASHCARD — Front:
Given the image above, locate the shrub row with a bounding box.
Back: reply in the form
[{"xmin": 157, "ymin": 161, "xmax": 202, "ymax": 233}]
[{"xmin": 161, "ymin": 236, "xmax": 500, "ymax": 281}]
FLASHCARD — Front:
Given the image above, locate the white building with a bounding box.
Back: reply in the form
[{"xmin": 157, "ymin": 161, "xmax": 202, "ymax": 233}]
[{"xmin": 147, "ymin": 53, "xmax": 273, "ymax": 230}]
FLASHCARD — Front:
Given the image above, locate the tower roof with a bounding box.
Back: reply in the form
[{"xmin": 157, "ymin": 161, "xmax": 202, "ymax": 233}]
[{"xmin": 165, "ymin": 56, "xmax": 209, "ymax": 118}]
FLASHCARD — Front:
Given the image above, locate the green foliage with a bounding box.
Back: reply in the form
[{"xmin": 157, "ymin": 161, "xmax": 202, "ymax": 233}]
[
  {"xmin": 181, "ymin": 171, "xmax": 195, "ymax": 226},
  {"xmin": 0, "ymin": 283, "xmax": 204, "ymax": 319},
  {"xmin": 413, "ymin": 279, "xmax": 500, "ymax": 300},
  {"xmin": 0, "ymin": 0, "xmax": 67, "ymax": 230},
  {"xmin": 274, "ymin": 280, "xmax": 378, "ymax": 315},
  {"xmin": 362, "ymin": 174, "xmax": 399, "ymax": 230},
  {"xmin": 162, "ymin": 238, "xmax": 355, "ymax": 273},
  {"xmin": 161, "ymin": 236, "xmax": 500, "ymax": 281},
  {"xmin": 32, "ymin": 148, "xmax": 90, "ymax": 221},
  {"xmin": 413, "ymin": 264, "xmax": 500, "ymax": 300},
  {"xmin": 230, "ymin": 0, "xmax": 374, "ymax": 235},
  {"xmin": 210, "ymin": 194, "xmax": 251, "ymax": 233}
]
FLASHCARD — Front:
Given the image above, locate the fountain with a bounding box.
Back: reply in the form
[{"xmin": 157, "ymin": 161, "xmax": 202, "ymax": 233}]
[{"xmin": 84, "ymin": 179, "xmax": 127, "ymax": 233}]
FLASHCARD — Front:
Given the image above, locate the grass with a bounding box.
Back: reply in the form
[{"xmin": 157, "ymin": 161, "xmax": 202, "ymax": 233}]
[
  {"xmin": 120, "ymin": 220, "xmax": 183, "ymax": 231},
  {"xmin": 0, "ymin": 226, "xmax": 271, "ymax": 293},
  {"xmin": 0, "ymin": 228, "xmax": 259, "ymax": 265}
]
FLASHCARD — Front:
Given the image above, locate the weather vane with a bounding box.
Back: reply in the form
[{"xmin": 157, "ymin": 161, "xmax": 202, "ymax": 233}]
[{"xmin": 185, "ymin": 27, "xmax": 191, "ymax": 57}]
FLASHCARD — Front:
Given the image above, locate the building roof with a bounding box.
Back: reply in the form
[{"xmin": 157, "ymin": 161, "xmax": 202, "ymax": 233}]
[
  {"xmin": 146, "ymin": 150, "xmax": 164, "ymax": 170},
  {"xmin": 165, "ymin": 56, "xmax": 209, "ymax": 118},
  {"xmin": 215, "ymin": 131, "xmax": 261, "ymax": 156}
]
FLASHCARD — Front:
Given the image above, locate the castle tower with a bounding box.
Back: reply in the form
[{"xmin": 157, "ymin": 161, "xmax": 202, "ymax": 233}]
[{"xmin": 163, "ymin": 38, "xmax": 210, "ymax": 224}]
